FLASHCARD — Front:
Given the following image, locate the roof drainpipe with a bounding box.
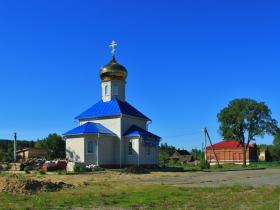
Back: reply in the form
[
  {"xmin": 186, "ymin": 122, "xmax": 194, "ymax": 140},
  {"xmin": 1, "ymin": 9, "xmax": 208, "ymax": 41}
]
[
  {"xmin": 120, "ymin": 114, "xmax": 122, "ymax": 169},
  {"xmin": 147, "ymin": 120, "xmax": 152, "ymax": 130},
  {"xmin": 97, "ymin": 133, "xmax": 100, "ymax": 166},
  {"xmin": 138, "ymin": 137, "xmax": 141, "ymax": 167}
]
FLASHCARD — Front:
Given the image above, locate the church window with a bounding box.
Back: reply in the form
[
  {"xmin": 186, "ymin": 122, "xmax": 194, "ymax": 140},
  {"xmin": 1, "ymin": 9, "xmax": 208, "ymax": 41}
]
[
  {"xmin": 128, "ymin": 140, "xmax": 133, "ymax": 155},
  {"xmin": 87, "ymin": 141, "xmax": 94, "ymax": 154},
  {"xmin": 112, "ymin": 85, "xmax": 119, "ymax": 96},
  {"xmin": 105, "ymin": 85, "xmax": 109, "ymax": 96},
  {"xmin": 145, "ymin": 146, "xmax": 151, "ymax": 156}
]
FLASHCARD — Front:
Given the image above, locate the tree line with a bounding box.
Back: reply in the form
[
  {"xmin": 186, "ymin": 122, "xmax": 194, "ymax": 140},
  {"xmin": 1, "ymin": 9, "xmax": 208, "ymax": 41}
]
[{"xmin": 0, "ymin": 133, "xmax": 65, "ymax": 162}]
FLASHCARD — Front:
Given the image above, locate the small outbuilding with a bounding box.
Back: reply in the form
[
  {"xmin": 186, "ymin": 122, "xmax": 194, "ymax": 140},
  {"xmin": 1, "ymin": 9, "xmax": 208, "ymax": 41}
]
[
  {"xmin": 169, "ymin": 150, "xmax": 193, "ymax": 163},
  {"xmin": 16, "ymin": 148, "xmax": 48, "ymax": 162}
]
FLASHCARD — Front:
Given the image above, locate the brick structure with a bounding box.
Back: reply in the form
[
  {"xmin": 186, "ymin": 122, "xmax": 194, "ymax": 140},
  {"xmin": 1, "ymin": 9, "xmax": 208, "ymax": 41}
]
[{"xmin": 206, "ymin": 140, "xmax": 257, "ymax": 165}]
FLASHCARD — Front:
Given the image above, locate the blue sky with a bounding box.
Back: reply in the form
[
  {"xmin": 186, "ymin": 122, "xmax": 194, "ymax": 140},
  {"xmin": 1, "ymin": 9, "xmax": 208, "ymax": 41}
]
[{"xmin": 0, "ymin": 0, "xmax": 279, "ymax": 150}]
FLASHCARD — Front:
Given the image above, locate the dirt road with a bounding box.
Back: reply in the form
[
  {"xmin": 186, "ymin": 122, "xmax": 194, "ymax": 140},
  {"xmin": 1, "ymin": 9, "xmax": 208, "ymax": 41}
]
[
  {"xmin": 27, "ymin": 168, "xmax": 280, "ymax": 188},
  {"xmin": 130, "ymin": 169, "xmax": 280, "ymax": 187}
]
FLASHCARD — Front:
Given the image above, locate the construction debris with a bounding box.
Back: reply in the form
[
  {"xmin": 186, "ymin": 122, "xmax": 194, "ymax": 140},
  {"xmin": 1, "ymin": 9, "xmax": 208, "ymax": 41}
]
[{"xmin": 0, "ymin": 174, "xmax": 73, "ymax": 194}]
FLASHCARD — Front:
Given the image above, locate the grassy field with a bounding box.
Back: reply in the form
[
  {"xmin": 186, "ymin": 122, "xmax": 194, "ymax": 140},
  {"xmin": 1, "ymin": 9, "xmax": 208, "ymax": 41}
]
[{"xmin": 0, "ymin": 171, "xmax": 280, "ymax": 210}]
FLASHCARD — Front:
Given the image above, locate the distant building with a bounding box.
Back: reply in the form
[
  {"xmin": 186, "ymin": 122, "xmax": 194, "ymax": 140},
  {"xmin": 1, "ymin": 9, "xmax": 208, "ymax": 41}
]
[
  {"xmin": 258, "ymin": 147, "xmax": 271, "ymax": 161},
  {"xmin": 169, "ymin": 150, "xmax": 193, "ymax": 163},
  {"xmin": 16, "ymin": 148, "xmax": 48, "ymax": 162},
  {"xmin": 63, "ymin": 42, "xmax": 160, "ymax": 168},
  {"xmin": 258, "ymin": 150, "xmax": 266, "ymax": 161},
  {"xmin": 206, "ymin": 140, "xmax": 257, "ymax": 165}
]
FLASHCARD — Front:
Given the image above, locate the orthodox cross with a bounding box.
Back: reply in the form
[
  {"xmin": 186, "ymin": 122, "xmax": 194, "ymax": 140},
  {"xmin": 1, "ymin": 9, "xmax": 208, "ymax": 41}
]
[{"xmin": 109, "ymin": 40, "xmax": 117, "ymax": 56}]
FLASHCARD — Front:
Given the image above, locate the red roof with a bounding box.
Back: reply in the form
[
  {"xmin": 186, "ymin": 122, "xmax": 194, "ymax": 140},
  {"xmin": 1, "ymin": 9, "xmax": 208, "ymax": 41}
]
[{"xmin": 206, "ymin": 140, "xmax": 254, "ymax": 150}]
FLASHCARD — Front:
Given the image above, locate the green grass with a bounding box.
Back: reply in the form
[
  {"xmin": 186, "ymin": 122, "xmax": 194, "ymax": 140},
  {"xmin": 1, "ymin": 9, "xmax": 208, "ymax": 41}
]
[{"xmin": 0, "ymin": 180, "xmax": 279, "ymax": 210}]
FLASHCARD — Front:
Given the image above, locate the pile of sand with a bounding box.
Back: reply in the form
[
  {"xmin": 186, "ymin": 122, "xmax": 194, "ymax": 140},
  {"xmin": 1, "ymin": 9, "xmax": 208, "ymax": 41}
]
[{"xmin": 0, "ymin": 175, "xmax": 72, "ymax": 194}]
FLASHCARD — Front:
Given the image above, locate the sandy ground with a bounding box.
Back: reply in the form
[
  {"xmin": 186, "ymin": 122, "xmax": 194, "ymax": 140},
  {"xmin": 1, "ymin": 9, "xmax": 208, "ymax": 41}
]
[{"xmin": 22, "ymin": 168, "xmax": 280, "ymax": 188}]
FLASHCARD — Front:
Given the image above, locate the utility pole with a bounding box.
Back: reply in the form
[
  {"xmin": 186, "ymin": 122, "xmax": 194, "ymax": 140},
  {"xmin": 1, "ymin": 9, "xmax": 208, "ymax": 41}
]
[
  {"xmin": 14, "ymin": 132, "xmax": 17, "ymax": 162},
  {"xmin": 204, "ymin": 128, "xmax": 207, "ymax": 161},
  {"xmin": 204, "ymin": 128, "xmax": 220, "ymax": 166}
]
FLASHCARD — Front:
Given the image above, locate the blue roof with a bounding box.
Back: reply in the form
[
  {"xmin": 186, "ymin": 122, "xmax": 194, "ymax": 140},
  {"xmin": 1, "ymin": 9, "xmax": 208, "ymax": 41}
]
[
  {"xmin": 75, "ymin": 98, "xmax": 151, "ymax": 121},
  {"xmin": 124, "ymin": 125, "xmax": 161, "ymax": 141},
  {"xmin": 63, "ymin": 122, "xmax": 116, "ymax": 136}
]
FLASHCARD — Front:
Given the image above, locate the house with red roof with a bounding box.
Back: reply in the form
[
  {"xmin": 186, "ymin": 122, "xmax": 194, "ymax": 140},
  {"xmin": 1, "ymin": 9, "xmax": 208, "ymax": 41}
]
[{"xmin": 206, "ymin": 140, "xmax": 257, "ymax": 165}]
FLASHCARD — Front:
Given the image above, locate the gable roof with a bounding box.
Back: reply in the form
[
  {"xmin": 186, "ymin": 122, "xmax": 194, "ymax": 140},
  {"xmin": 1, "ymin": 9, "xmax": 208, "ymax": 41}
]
[
  {"xmin": 206, "ymin": 140, "xmax": 254, "ymax": 150},
  {"xmin": 173, "ymin": 150, "xmax": 190, "ymax": 156},
  {"xmin": 75, "ymin": 98, "xmax": 151, "ymax": 121},
  {"xmin": 124, "ymin": 125, "xmax": 160, "ymax": 141},
  {"xmin": 63, "ymin": 122, "xmax": 116, "ymax": 136}
]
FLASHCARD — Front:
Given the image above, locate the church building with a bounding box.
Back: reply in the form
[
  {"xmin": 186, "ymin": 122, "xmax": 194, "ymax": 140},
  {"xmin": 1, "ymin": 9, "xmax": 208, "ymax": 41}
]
[{"xmin": 64, "ymin": 41, "xmax": 160, "ymax": 168}]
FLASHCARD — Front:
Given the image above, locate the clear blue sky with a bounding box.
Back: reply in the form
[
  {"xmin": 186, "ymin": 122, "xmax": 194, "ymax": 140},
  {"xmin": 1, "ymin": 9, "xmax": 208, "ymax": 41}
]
[{"xmin": 0, "ymin": 0, "xmax": 279, "ymax": 150}]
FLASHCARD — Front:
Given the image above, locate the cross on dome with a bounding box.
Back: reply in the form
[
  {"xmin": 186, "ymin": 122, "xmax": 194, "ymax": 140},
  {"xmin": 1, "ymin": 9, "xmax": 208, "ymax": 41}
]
[{"xmin": 109, "ymin": 40, "xmax": 117, "ymax": 56}]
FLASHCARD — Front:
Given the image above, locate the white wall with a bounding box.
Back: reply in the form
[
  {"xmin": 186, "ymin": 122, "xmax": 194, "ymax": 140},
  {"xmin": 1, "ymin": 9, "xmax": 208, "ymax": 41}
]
[
  {"xmin": 80, "ymin": 117, "xmax": 121, "ymax": 137},
  {"xmin": 121, "ymin": 115, "xmax": 147, "ymax": 134},
  {"xmin": 124, "ymin": 137, "xmax": 140, "ymax": 165},
  {"xmin": 66, "ymin": 136, "xmax": 85, "ymax": 162},
  {"xmin": 139, "ymin": 139, "xmax": 159, "ymax": 165},
  {"xmin": 101, "ymin": 80, "xmax": 126, "ymax": 102}
]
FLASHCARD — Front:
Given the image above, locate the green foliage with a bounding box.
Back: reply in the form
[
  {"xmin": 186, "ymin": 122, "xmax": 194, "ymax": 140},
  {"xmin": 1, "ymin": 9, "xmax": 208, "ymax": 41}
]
[
  {"xmin": 271, "ymin": 130, "xmax": 280, "ymax": 161},
  {"xmin": 35, "ymin": 133, "xmax": 65, "ymax": 160},
  {"xmin": 217, "ymin": 98, "xmax": 278, "ymax": 165},
  {"xmin": 199, "ymin": 159, "xmax": 210, "ymax": 169},
  {"xmin": 191, "ymin": 149, "xmax": 203, "ymax": 160},
  {"xmin": 0, "ymin": 140, "xmax": 35, "ymax": 162},
  {"xmin": 38, "ymin": 169, "xmax": 45, "ymax": 175},
  {"xmin": 73, "ymin": 164, "xmax": 91, "ymax": 173},
  {"xmin": 1, "ymin": 176, "xmax": 278, "ymax": 209},
  {"xmin": 159, "ymin": 143, "xmax": 176, "ymax": 164},
  {"xmin": 24, "ymin": 166, "xmax": 30, "ymax": 174},
  {"xmin": 73, "ymin": 164, "xmax": 81, "ymax": 173}
]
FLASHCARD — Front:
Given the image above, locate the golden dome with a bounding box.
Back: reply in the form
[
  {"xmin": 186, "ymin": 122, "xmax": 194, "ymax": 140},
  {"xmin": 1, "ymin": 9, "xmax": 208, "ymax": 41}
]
[{"xmin": 100, "ymin": 56, "xmax": 128, "ymax": 81}]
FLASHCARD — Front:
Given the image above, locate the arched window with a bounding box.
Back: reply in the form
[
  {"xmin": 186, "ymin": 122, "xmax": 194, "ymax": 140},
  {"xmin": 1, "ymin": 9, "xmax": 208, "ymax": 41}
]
[
  {"xmin": 87, "ymin": 141, "xmax": 94, "ymax": 154},
  {"xmin": 105, "ymin": 85, "xmax": 109, "ymax": 96}
]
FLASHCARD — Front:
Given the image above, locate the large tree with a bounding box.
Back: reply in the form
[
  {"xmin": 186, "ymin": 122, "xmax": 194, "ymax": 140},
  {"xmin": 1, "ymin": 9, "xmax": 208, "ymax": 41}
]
[
  {"xmin": 217, "ymin": 98, "xmax": 277, "ymax": 166},
  {"xmin": 271, "ymin": 129, "xmax": 280, "ymax": 161},
  {"xmin": 35, "ymin": 133, "xmax": 65, "ymax": 160}
]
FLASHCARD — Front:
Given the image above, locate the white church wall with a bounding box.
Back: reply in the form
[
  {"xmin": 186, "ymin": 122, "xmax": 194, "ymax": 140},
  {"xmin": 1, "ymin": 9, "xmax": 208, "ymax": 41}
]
[
  {"xmin": 139, "ymin": 141, "xmax": 159, "ymax": 165},
  {"xmin": 121, "ymin": 115, "xmax": 147, "ymax": 134},
  {"xmin": 99, "ymin": 135, "xmax": 118, "ymax": 165},
  {"xmin": 101, "ymin": 80, "xmax": 125, "ymax": 102},
  {"xmin": 80, "ymin": 118, "xmax": 122, "ymax": 165},
  {"xmin": 80, "ymin": 117, "xmax": 121, "ymax": 137},
  {"xmin": 84, "ymin": 136, "xmax": 97, "ymax": 165},
  {"xmin": 111, "ymin": 80, "xmax": 125, "ymax": 101},
  {"xmin": 124, "ymin": 137, "xmax": 140, "ymax": 165},
  {"xmin": 66, "ymin": 136, "xmax": 85, "ymax": 163}
]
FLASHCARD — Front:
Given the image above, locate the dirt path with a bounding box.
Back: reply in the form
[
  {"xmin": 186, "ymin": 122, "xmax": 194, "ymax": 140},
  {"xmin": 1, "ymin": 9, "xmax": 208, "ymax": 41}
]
[
  {"xmin": 3, "ymin": 168, "xmax": 279, "ymax": 188},
  {"xmin": 130, "ymin": 169, "xmax": 280, "ymax": 187}
]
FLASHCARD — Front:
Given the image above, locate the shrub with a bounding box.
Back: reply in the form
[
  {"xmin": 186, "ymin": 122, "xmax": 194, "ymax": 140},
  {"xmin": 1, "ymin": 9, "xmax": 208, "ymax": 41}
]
[
  {"xmin": 24, "ymin": 166, "xmax": 30, "ymax": 174},
  {"xmin": 73, "ymin": 164, "xmax": 81, "ymax": 173},
  {"xmin": 39, "ymin": 169, "xmax": 46, "ymax": 175},
  {"xmin": 124, "ymin": 166, "xmax": 150, "ymax": 174},
  {"xmin": 199, "ymin": 160, "xmax": 210, "ymax": 169},
  {"xmin": 213, "ymin": 164, "xmax": 223, "ymax": 169}
]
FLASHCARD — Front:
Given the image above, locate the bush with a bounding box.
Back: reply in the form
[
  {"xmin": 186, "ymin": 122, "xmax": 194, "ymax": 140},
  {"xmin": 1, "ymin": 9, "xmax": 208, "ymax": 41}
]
[
  {"xmin": 24, "ymin": 166, "xmax": 30, "ymax": 174},
  {"xmin": 38, "ymin": 169, "xmax": 45, "ymax": 175},
  {"xmin": 73, "ymin": 164, "xmax": 91, "ymax": 173},
  {"xmin": 73, "ymin": 164, "xmax": 81, "ymax": 173},
  {"xmin": 199, "ymin": 160, "xmax": 210, "ymax": 169},
  {"xmin": 213, "ymin": 164, "xmax": 223, "ymax": 169},
  {"xmin": 123, "ymin": 166, "xmax": 150, "ymax": 174}
]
